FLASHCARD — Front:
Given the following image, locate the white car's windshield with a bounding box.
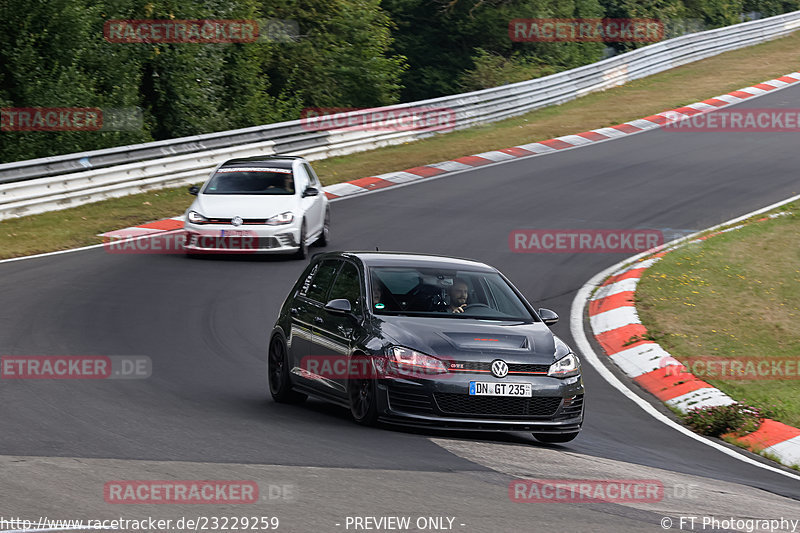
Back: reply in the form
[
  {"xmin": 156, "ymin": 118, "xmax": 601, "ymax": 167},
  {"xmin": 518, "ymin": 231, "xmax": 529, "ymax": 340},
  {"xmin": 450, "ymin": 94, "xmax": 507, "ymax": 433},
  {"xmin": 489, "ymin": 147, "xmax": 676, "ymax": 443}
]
[
  {"xmin": 204, "ymin": 167, "xmax": 295, "ymax": 195},
  {"xmin": 369, "ymin": 266, "xmax": 536, "ymax": 322}
]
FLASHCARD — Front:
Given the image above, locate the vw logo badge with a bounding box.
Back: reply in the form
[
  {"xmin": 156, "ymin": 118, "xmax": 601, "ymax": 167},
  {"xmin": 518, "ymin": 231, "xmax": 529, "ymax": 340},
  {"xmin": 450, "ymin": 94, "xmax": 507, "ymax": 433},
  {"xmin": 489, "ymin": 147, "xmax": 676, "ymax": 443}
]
[
  {"xmin": 491, "ymin": 359, "xmax": 508, "ymax": 378},
  {"xmin": 231, "ymin": 216, "xmax": 243, "ymax": 227}
]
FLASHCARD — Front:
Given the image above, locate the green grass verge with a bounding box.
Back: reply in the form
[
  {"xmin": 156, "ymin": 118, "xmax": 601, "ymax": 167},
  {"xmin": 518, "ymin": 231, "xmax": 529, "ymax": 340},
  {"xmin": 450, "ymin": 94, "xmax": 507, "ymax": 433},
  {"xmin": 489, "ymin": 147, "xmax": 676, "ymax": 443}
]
[
  {"xmin": 2, "ymin": 32, "xmax": 800, "ymax": 259},
  {"xmin": 636, "ymin": 204, "xmax": 800, "ymax": 428}
]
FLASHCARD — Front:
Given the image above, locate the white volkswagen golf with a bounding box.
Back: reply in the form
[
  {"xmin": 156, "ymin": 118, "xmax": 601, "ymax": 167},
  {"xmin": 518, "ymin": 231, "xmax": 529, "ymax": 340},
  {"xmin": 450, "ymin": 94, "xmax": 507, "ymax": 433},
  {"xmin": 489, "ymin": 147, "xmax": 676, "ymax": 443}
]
[{"xmin": 183, "ymin": 156, "xmax": 329, "ymax": 258}]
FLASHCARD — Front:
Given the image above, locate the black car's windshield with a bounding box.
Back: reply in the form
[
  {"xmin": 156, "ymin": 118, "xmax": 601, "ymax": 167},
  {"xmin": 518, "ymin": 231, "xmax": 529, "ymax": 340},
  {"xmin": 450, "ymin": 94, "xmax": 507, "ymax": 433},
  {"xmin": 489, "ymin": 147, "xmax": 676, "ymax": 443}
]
[
  {"xmin": 204, "ymin": 167, "xmax": 295, "ymax": 195},
  {"xmin": 368, "ymin": 266, "xmax": 536, "ymax": 321}
]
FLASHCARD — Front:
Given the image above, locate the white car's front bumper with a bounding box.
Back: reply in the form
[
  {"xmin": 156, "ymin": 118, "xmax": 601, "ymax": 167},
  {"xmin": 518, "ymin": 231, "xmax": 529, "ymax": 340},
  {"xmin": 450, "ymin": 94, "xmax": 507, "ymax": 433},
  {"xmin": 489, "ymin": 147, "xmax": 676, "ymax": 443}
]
[{"xmin": 183, "ymin": 222, "xmax": 301, "ymax": 254}]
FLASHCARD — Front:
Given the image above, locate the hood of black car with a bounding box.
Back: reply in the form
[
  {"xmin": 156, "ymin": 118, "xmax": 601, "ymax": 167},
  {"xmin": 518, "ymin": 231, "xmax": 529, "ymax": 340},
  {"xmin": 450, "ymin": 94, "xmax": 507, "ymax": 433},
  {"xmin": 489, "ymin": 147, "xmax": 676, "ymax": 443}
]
[{"xmin": 375, "ymin": 315, "xmax": 557, "ymax": 364}]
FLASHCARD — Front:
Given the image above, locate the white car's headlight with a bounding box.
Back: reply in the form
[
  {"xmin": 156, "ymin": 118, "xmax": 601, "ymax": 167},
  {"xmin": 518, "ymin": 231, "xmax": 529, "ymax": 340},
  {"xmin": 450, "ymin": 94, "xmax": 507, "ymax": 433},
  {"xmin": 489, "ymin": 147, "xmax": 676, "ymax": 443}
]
[
  {"xmin": 548, "ymin": 352, "xmax": 580, "ymax": 378},
  {"xmin": 188, "ymin": 211, "xmax": 208, "ymax": 224},
  {"xmin": 266, "ymin": 211, "xmax": 294, "ymax": 225}
]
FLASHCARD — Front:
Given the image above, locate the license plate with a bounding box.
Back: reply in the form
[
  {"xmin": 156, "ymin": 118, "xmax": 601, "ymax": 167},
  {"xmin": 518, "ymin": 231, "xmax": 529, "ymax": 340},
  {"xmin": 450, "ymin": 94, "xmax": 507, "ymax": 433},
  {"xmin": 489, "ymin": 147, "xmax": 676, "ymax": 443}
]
[
  {"xmin": 469, "ymin": 382, "xmax": 532, "ymax": 397},
  {"xmin": 220, "ymin": 230, "xmax": 249, "ymax": 237}
]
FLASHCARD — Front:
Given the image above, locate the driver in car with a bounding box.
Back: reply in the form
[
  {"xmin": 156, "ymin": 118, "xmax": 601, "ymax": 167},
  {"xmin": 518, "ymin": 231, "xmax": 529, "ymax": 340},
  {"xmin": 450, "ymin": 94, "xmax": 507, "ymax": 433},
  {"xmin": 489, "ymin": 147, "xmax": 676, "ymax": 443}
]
[{"xmin": 447, "ymin": 279, "xmax": 469, "ymax": 313}]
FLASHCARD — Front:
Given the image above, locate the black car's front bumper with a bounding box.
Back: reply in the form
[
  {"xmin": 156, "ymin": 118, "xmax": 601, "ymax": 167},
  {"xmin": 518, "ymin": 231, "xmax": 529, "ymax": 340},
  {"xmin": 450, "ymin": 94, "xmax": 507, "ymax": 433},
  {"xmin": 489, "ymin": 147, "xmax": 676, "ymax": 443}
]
[{"xmin": 376, "ymin": 373, "xmax": 584, "ymax": 433}]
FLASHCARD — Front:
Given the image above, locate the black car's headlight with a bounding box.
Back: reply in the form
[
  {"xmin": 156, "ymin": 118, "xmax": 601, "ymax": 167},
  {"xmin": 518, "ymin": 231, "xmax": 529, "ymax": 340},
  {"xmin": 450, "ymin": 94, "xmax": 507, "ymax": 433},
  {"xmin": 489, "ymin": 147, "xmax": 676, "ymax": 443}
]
[
  {"xmin": 188, "ymin": 210, "xmax": 208, "ymax": 224},
  {"xmin": 388, "ymin": 346, "xmax": 448, "ymax": 376},
  {"xmin": 548, "ymin": 352, "xmax": 580, "ymax": 378}
]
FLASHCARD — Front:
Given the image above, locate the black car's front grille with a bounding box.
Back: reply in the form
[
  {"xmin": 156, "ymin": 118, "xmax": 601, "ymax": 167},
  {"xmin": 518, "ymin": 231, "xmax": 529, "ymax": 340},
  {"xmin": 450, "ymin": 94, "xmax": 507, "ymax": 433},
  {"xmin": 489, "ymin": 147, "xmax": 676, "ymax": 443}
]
[
  {"xmin": 448, "ymin": 361, "xmax": 549, "ymax": 375},
  {"xmin": 388, "ymin": 385, "xmax": 435, "ymax": 414},
  {"xmin": 434, "ymin": 393, "xmax": 561, "ymax": 418},
  {"xmin": 556, "ymin": 394, "xmax": 584, "ymax": 420}
]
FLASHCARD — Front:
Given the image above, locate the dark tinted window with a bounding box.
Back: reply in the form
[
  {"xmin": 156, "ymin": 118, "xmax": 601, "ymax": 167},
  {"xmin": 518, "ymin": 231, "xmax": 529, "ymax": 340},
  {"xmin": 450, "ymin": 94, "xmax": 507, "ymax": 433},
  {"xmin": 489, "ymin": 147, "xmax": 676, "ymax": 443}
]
[
  {"xmin": 304, "ymin": 260, "xmax": 341, "ymax": 303},
  {"xmin": 368, "ymin": 266, "xmax": 534, "ymax": 321},
  {"xmin": 328, "ymin": 262, "xmax": 363, "ymax": 315},
  {"xmin": 204, "ymin": 167, "xmax": 295, "ymax": 195}
]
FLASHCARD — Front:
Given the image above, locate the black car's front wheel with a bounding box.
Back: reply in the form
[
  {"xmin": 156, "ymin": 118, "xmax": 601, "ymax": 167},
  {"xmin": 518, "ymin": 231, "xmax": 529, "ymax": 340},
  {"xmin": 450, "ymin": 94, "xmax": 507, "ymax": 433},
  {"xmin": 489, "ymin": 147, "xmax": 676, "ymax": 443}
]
[
  {"xmin": 532, "ymin": 432, "xmax": 579, "ymax": 443},
  {"xmin": 348, "ymin": 355, "xmax": 378, "ymax": 425},
  {"xmin": 268, "ymin": 337, "xmax": 307, "ymax": 404}
]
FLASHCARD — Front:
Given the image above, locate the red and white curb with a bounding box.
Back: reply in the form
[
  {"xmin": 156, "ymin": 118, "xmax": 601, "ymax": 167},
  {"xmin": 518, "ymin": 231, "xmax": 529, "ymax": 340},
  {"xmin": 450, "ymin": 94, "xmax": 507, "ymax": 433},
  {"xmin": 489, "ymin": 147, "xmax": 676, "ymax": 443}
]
[
  {"xmin": 100, "ymin": 70, "xmax": 800, "ymax": 239},
  {"xmin": 588, "ymin": 212, "xmax": 800, "ymax": 468},
  {"xmin": 101, "ymin": 216, "xmax": 183, "ymax": 239},
  {"xmin": 321, "ymin": 71, "xmax": 800, "ymax": 200}
]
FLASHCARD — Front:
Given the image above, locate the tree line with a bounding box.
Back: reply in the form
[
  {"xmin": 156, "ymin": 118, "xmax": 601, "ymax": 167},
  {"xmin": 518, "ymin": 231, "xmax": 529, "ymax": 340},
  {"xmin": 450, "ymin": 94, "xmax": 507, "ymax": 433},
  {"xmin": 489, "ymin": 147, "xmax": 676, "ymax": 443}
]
[{"xmin": 0, "ymin": 0, "xmax": 796, "ymax": 163}]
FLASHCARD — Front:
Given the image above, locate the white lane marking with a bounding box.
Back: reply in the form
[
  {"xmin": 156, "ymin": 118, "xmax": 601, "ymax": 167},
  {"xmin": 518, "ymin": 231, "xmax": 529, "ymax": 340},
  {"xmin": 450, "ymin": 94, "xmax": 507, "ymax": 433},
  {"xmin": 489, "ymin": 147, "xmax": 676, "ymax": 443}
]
[
  {"xmin": 589, "ymin": 306, "xmax": 641, "ymax": 334},
  {"xmin": 666, "ymin": 388, "xmax": 738, "ymax": 411},
  {"xmin": 554, "ymin": 135, "xmax": 594, "ymax": 146},
  {"xmin": 324, "ymin": 182, "xmax": 369, "ymax": 196},
  {"xmin": 426, "ymin": 160, "xmax": 474, "ymax": 172},
  {"xmin": 515, "ymin": 142, "xmax": 557, "ymax": 153},
  {"xmin": 570, "ymin": 191, "xmax": 800, "ymax": 482},
  {"xmin": 610, "ymin": 343, "xmax": 676, "ymax": 378},
  {"xmin": 376, "ymin": 171, "xmax": 425, "ymax": 184},
  {"xmin": 591, "ymin": 127, "xmax": 628, "ymax": 138},
  {"xmin": 472, "ymin": 151, "xmax": 516, "ymax": 162},
  {"xmin": 591, "ymin": 277, "xmax": 639, "ymax": 300},
  {"xmin": 711, "ymin": 94, "xmax": 744, "ymax": 104},
  {"xmin": 734, "ymin": 86, "xmax": 768, "ymax": 96},
  {"xmin": 626, "ymin": 118, "xmax": 662, "ymax": 130},
  {"xmin": 766, "ymin": 437, "xmax": 800, "ymax": 468}
]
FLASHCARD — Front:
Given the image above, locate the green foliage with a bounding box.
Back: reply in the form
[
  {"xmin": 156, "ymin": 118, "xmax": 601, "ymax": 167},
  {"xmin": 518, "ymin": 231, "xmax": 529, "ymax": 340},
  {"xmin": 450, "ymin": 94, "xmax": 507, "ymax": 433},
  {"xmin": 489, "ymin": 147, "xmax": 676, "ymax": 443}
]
[
  {"xmin": 681, "ymin": 402, "xmax": 775, "ymax": 437},
  {"xmin": 1, "ymin": 0, "xmax": 798, "ymax": 163},
  {"xmin": 458, "ymin": 48, "xmax": 557, "ymax": 91}
]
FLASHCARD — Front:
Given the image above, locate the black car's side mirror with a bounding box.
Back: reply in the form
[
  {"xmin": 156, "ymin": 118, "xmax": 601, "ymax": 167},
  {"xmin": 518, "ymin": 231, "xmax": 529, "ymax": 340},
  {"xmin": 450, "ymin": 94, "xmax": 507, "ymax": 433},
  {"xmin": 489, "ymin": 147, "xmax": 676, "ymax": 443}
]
[
  {"xmin": 539, "ymin": 308, "xmax": 559, "ymax": 326},
  {"xmin": 324, "ymin": 298, "xmax": 352, "ymax": 315},
  {"xmin": 188, "ymin": 185, "xmax": 200, "ymax": 195},
  {"xmin": 302, "ymin": 186, "xmax": 320, "ymax": 198}
]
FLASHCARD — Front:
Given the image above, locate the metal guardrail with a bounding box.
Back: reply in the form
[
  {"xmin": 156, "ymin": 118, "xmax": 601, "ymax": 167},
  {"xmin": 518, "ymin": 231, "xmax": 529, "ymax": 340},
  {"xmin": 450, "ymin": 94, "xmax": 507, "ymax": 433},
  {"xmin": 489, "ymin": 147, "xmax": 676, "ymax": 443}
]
[{"xmin": 2, "ymin": 11, "xmax": 799, "ymax": 219}]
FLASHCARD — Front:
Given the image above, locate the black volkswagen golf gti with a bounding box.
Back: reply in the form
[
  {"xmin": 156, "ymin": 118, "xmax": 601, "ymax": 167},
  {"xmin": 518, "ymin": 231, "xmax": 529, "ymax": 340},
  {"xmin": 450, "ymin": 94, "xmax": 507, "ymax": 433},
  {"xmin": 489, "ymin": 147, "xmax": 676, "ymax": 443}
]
[{"xmin": 268, "ymin": 252, "xmax": 584, "ymax": 442}]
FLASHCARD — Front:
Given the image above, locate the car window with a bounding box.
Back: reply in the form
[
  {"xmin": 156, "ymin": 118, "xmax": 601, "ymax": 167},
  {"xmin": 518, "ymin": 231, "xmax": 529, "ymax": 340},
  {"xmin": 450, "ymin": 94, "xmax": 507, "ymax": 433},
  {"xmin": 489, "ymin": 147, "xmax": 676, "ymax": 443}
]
[
  {"xmin": 293, "ymin": 164, "xmax": 310, "ymax": 192},
  {"xmin": 304, "ymin": 260, "xmax": 341, "ymax": 303},
  {"xmin": 303, "ymin": 163, "xmax": 320, "ymax": 186},
  {"xmin": 327, "ymin": 262, "xmax": 363, "ymax": 315},
  {"xmin": 368, "ymin": 266, "xmax": 535, "ymax": 321},
  {"xmin": 296, "ymin": 262, "xmax": 318, "ymax": 298},
  {"xmin": 204, "ymin": 167, "xmax": 294, "ymax": 195}
]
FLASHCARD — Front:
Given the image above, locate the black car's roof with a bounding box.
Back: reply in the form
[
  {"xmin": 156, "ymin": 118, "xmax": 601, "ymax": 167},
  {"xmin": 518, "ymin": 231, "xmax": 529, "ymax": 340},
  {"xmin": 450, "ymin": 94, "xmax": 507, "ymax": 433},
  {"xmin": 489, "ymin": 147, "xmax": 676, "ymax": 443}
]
[
  {"xmin": 315, "ymin": 251, "xmax": 498, "ymax": 272},
  {"xmin": 221, "ymin": 156, "xmax": 303, "ymax": 169}
]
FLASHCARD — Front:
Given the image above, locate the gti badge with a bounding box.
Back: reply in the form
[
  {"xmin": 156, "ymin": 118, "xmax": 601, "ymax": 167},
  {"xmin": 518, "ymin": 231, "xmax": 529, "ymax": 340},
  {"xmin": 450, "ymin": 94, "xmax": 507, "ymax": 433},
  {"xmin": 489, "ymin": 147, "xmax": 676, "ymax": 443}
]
[
  {"xmin": 491, "ymin": 359, "xmax": 508, "ymax": 378},
  {"xmin": 232, "ymin": 216, "xmax": 243, "ymax": 227}
]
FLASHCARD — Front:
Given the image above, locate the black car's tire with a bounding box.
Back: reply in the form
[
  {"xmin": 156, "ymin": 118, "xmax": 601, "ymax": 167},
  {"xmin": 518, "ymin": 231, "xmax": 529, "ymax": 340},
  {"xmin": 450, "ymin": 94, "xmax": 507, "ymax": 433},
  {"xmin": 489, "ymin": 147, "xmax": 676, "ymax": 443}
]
[
  {"xmin": 532, "ymin": 432, "xmax": 579, "ymax": 443},
  {"xmin": 348, "ymin": 355, "xmax": 378, "ymax": 425},
  {"xmin": 315, "ymin": 208, "xmax": 330, "ymax": 247},
  {"xmin": 293, "ymin": 222, "xmax": 308, "ymax": 260},
  {"xmin": 268, "ymin": 337, "xmax": 307, "ymax": 404}
]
